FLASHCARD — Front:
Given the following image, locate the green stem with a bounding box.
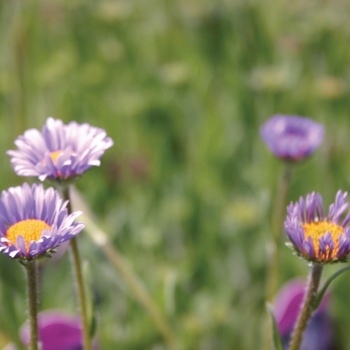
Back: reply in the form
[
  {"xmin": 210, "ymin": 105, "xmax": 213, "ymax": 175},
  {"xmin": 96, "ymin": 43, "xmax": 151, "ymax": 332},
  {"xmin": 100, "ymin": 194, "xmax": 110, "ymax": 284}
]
[
  {"xmin": 263, "ymin": 164, "xmax": 292, "ymax": 350},
  {"xmin": 289, "ymin": 264, "xmax": 323, "ymax": 350},
  {"xmin": 25, "ymin": 260, "xmax": 39, "ymax": 350},
  {"xmin": 62, "ymin": 186, "xmax": 92, "ymax": 350},
  {"xmin": 266, "ymin": 164, "xmax": 293, "ymax": 301}
]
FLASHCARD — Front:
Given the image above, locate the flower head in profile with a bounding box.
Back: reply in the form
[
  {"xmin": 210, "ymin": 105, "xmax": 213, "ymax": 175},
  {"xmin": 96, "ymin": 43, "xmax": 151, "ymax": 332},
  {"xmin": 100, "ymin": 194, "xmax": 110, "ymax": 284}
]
[
  {"xmin": 274, "ymin": 279, "xmax": 335, "ymax": 350},
  {"xmin": 260, "ymin": 115, "xmax": 324, "ymax": 161},
  {"xmin": 0, "ymin": 183, "xmax": 84, "ymax": 260},
  {"xmin": 7, "ymin": 117, "xmax": 113, "ymax": 182},
  {"xmin": 285, "ymin": 190, "xmax": 350, "ymax": 263}
]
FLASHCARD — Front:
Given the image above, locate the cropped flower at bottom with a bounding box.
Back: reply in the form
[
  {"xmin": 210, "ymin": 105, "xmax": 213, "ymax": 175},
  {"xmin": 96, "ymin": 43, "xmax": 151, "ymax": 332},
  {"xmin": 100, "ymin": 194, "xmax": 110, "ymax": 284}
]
[
  {"xmin": 274, "ymin": 279, "xmax": 335, "ymax": 350},
  {"xmin": 285, "ymin": 191, "xmax": 350, "ymax": 263},
  {"xmin": 3, "ymin": 310, "xmax": 99, "ymax": 350},
  {"xmin": 0, "ymin": 183, "xmax": 84, "ymax": 259}
]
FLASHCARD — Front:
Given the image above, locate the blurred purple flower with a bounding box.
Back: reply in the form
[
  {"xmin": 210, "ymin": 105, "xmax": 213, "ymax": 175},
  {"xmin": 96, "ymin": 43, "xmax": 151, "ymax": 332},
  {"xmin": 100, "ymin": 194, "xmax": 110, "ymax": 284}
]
[
  {"xmin": 260, "ymin": 115, "xmax": 324, "ymax": 161},
  {"xmin": 7, "ymin": 117, "xmax": 113, "ymax": 182},
  {"xmin": 4, "ymin": 310, "xmax": 98, "ymax": 350},
  {"xmin": 285, "ymin": 190, "xmax": 350, "ymax": 263},
  {"xmin": 274, "ymin": 279, "xmax": 335, "ymax": 350},
  {"xmin": 0, "ymin": 183, "xmax": 84, "ymax": 260}
]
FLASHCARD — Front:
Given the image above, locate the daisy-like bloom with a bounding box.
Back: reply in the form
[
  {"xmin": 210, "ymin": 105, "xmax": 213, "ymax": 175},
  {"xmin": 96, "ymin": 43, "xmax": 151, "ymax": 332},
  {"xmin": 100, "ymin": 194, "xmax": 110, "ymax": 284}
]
[
  {"xmin": 0, "ymin": 183, "xmax": 84, "ymax": 259},
  {"xmin": 260, "ymin": 115, "xmax": 324, "ymax": 161},
  {"xmin": 274, "ymin": 279, "xmax": 334, "ymax": 350},
  {"xmin": 7, "ymin": 117, "xmax": 113, "ymax": 182},
  {"xmin": 285, "ymin": 190, "xmax": 350, "ymax": 263}
]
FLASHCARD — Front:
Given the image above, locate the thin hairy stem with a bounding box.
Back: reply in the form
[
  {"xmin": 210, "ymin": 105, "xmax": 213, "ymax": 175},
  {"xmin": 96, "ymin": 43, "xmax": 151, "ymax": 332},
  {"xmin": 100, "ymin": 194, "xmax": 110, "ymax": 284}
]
[
  {"xmin": 289, "ymin": 264, "xmax": 323, "ymax": 350},
  {"xmin": 62, "ymin": 186, "xmax": 92, "ymax": 350},
  {"xmin": 25, "ymin": 260, "xmax": 39, "ymax": 350}
]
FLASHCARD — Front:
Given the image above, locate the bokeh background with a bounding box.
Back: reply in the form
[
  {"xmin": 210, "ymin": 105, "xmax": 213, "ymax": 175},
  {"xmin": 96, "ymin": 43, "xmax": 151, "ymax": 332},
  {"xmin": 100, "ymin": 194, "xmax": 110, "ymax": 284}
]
[{"xmin": 1, "ymin": 0, "xmax": 350, "ymax": 349}]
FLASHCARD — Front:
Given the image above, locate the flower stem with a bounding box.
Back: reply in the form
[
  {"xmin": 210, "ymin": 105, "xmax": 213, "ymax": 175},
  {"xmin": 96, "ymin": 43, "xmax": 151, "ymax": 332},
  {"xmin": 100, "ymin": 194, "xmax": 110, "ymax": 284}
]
[
  {"xmin": 289, "ymin": 264, "xmax": 323, "ymax": 350},
  {"xmin": 24, "ymin": 260, "xmax": 39, "ymax": 350},
  {"xmin": 263, "ymin": 164, "xmax": 292, "ymax": 350},
  {"xmin": 62, "ymin": 186, "xmax": 92, "ymax": 350},
  {"xmin": 266, "ymin": 164, "xmax": 293, "ymax": 301}
]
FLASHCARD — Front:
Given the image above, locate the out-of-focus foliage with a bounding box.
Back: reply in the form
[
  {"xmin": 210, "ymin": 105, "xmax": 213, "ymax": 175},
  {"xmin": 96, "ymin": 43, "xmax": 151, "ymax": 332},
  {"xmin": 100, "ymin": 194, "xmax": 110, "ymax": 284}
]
[{"xmin": 1, "ymin": 0, "xmax": 350, "ymax": 349}]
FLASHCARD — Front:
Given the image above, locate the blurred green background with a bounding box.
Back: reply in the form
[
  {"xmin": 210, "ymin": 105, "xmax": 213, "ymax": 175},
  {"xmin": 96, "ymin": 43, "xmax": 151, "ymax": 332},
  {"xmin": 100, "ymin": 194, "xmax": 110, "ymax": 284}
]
[{"xmin": 1, "ymin": 0, "xmax": 350, "ymax": 349}]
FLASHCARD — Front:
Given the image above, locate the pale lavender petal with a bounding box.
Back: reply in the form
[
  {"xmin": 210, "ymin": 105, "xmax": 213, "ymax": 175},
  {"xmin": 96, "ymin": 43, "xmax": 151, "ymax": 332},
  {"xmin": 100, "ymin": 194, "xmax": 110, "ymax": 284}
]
[
  {"xmin": 0, "ymin": 183, "xmax": 84, "ymax": 259},
  {"xmin": 8, "ymin": 117, "xmax": 113, "ymax": 181}
]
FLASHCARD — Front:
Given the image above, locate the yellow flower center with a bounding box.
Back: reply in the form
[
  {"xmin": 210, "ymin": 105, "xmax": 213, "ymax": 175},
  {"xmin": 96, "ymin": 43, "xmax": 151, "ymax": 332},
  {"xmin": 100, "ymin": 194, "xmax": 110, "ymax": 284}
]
[
  {"xmin": 6, "ymin": 219, "xmax": 51, "ymax": 252},
  {"xmin": 50, "ymin": 150, "xmax": 63, "ymax": 164},
  {"xmin": 41, "ymin": 151, "xmax": 64, "ymax": 177},
  {"xmin": 303, "ymin": 221, "xmax": 344, "ymax": 260}
]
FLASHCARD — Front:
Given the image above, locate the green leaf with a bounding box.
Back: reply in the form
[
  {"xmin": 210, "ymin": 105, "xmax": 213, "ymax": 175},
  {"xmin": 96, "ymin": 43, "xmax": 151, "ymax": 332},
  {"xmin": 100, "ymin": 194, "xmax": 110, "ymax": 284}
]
[
  {"xmin": 266, "ymin": 303, "xmax": 284, "ymax": 350},
  {"xmin": 314, "ymin": 264, "xmax": 350, "ymax": 310}
]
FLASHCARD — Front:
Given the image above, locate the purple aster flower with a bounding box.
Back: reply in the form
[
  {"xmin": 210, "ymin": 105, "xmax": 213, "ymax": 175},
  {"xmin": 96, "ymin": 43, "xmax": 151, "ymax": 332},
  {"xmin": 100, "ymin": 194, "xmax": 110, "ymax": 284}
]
[
  {"xmin": 274, "ymin": 279, "xmax": 335, "ymax": 350},
  {"xmin": 285, "ymin": 190, "xmax": 350, "ymax": 263},
  {"xmin": 0, "ymin": 183, "xmax": 84, "ymax": 259},
  {"xmin": 7, "ymin": 117, "xmax": 113, "ymax": 182},
  {"xmin": 4, "ymin": 310, "xmax": 99, "ymax": 350},
  {"xmin": 260, "ymin": 115, "xmax": 324, "ymax": 161}
]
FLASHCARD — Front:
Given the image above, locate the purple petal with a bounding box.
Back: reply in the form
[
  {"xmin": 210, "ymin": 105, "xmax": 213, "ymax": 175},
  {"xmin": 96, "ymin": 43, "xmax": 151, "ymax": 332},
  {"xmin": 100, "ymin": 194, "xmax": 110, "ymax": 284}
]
[
  {"xmin": 260, "ymin": 115, "xmax": 324, "ymax": 161},
  {"xmin": 8, "ymin": 117, "xmax": 113, "ymax": 181},
  {"xmin": 0, "ymin": 183, "xmax": 84, "ymax": 259}
]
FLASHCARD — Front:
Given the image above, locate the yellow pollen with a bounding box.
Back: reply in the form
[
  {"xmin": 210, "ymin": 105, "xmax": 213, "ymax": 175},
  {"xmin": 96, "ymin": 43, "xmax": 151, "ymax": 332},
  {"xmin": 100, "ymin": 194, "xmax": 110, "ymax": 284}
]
[
  {"xmin": 50, "ymin": 150, "xmax": 63, "ymax": 164},
  {"xmin": 6, "ymin": 219, "xmax": 51, "ymax": 252},
  {"xmin": 303, "ymin": 221, "xmax": 344, "ymax": 260}
]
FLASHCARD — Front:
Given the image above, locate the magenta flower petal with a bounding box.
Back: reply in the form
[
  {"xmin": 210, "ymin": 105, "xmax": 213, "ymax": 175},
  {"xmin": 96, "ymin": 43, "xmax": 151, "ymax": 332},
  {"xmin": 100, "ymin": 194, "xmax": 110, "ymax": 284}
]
[
  {"xmin": 285, "ymin": 190, "xmax": 350, "ymax": 263},
  {"xmin": 274, "ymin": 279, "xmax": 334, "ymax": 350},
  {"xmin": 260, "ymin": 115, "xmax": 324, "ymax": 161},
  {"xmin": 18, "ymin": 310, "xmax": 99, "ymax": 350},
  {"xmin": 0, "ymin": 183, "xmax": 84, "ymax": 259},
  {"xmin": 7, "ymin": 117, "xmax": 113, "ymax": 181},
  {"xmin": 22, "ymin": 312, "xmax": 82, "ymax": 350},
  {"xmin": 274, "ymin": 279, "xmax": 329, "ymax": 337}
]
